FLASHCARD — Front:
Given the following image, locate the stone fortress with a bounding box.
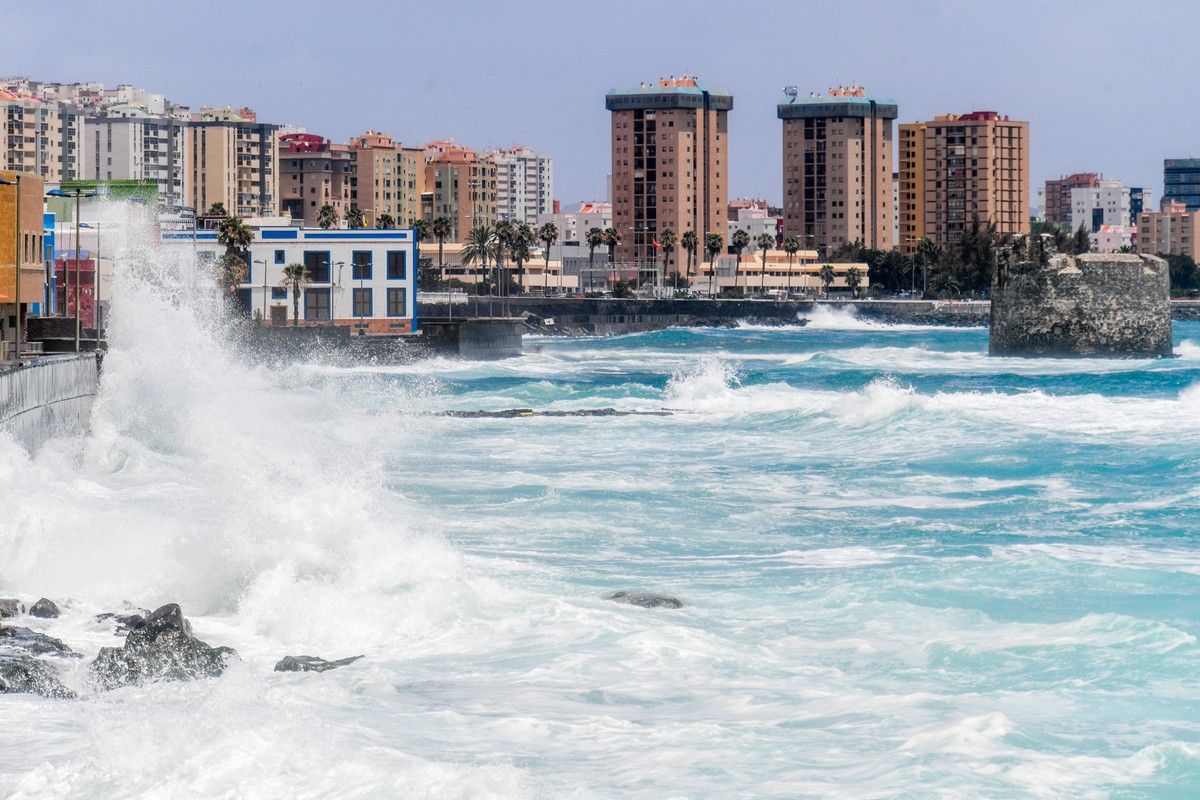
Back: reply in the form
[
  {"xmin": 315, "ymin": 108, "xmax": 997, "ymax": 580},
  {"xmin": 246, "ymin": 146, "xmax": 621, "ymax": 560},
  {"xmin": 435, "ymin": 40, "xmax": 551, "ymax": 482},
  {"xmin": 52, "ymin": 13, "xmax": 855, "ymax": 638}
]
[{"xmin": 990, "ymin": 235, "xmax": 1172, "ymax": 358}]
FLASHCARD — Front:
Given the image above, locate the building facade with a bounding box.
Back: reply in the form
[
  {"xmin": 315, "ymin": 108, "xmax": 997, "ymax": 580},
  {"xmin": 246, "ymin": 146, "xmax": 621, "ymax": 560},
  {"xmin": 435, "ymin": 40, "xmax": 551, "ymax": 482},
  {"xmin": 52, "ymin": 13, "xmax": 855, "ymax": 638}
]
[
  {"xmin": 425, "ymin": 145, "xmax": 496, "ymax": 241},
  {"xmin": 1070, "ymin": 180, "xmax": 1131, "ymax": 234},
  {"xmin": 898, "ymin": 111, "xmax": 1029, "ymax": 253},
  {"xmin": 1043, "ymin": 172, "xmax": 1100, "ymax": 227},
  {"xmin": 1163, "ymin": 159, "xmax": 1200, "ymax": 211},
  {"xmin": 606, "ymin": 76, "xmax": 732, "ymax": 274},
  {"xmin": 278, "ymin": 132, "xmax": 352, "ymax": 227},
  {"xmin": 185, "ymin": 108, "xmax": 279, "ymax": 217},
  {"xmin": 349, "ymin": 131, "xmax": 424, "ymax": 228},
  {"xmin": 165, "ymin": 226, "xmax": 418, "ymax": 331},
  {"xmin": 0, "ymin": 170, "xmax": 47, "ymax": 352},
  {"xmin": 778, "ymin": 86, "xmax": 896, "ymax": 253},
  {"xmin": 0, "ymin": 91, "xmax": 83, "ymax": 183},
  {"xmin": 1138, "ymin": 201, "xmax": 1200, "ymax": 261},
  {"xmin": 82, "ymin": 107, "xmax": 187, "ymax": 208},
  {"xmin": 484, "ymin": 145, "xmax": 554, "ymax": 225}
]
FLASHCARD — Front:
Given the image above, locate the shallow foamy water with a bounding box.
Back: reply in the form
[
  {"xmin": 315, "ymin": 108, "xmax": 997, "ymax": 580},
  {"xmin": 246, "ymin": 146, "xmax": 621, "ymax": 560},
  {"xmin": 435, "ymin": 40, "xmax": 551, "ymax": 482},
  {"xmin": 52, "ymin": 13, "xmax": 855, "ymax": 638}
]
[{"xmin": 3, "ymin": 231, "xmax": 1200, "ymax": 799}]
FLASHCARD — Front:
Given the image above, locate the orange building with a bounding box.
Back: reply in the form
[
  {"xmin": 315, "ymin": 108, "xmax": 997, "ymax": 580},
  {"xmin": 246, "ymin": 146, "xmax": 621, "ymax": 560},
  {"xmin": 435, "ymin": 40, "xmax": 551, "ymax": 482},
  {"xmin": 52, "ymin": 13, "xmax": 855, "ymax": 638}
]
[
  {"xmin": 425, "ymin": 144, "xmax": 496, "ymax": 241},
  {"xmin": 606, "ymin": 76, "xmax": 732, "ymax": 275},
  {"xmin": 0, "ymin": 170, "xmax": 47, "ymax": 353},
  {"xmin": 1137, "ymin": 200, "xmax": 1200, "ymax": 261},
  {"xmin": 349, "ymin": 131, "xmax": 424, "ymax": 228},
  {"xmin": 898, "ymin": 111, "xmax": 1029, "ymax": 254}
]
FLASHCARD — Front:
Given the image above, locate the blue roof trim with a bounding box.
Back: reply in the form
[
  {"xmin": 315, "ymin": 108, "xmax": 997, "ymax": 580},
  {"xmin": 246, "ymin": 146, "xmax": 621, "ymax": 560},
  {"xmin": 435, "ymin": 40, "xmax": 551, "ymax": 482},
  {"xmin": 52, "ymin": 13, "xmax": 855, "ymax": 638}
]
[
  {"xmin": 262, "ymin": 229, "xmax": 298, "ymax": 240},
  {"xmin": 300, "ymin": 231, "xmax": 412, "ymax": 241}
]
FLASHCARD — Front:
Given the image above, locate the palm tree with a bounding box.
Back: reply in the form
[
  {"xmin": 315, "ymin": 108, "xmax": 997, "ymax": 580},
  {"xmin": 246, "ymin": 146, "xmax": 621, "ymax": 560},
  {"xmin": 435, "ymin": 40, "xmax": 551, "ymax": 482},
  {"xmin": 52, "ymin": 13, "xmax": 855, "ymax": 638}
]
[
  {"xmin": 783, "ymin": 236, "xmax": 801, "ymax": 297},
  {"xmin": 756, "ymin": 233, "xmax": 774, "ymax": 296},
  {"xmin": 509, "ymin": 223, "xmax": 535, "ymax": 295},
  {"xmin": 345, "ymin": 207, "xmax": 365, "ymax": 229},
  {"xmin": 206, "ymin": 202, "xmax": 228, "ymax": 217},
  {"xmin": 680, "ymin": 230, "xmax": 698, "ymax": 286},
  {"xmin": 462, "ymin": 225, "xmax": 496, "ymax": 294},
  {"xmin": 411, "ymin": 218, "xmax": 430, "ymax": 243},
  {"xmin": 704, "ymin": 232, "xmax": 723, "ymax": 297},
  {"xmin": 818, "ymin": 264, "xmax": 836, "ymax": 297},
  {"xmin": 280, "ymin": 263, "xmax": 311, "ymax": 326},
  {"xmin": 317, "ymin": 204, "xmax": 338, "ymax": 230},
  {"xmin": 376, "ymin": 212, "xmax": 396, "ymax": 229},
  {"xmin": 585, "ymin": 227, "xmax": 604, "ymax": 293},
  {"xmin": 538, "ymin": 222, "xmax": 559, "ymax": 292},
  {"xmin": 603, "ymin": 227, "xmax": 621, "ymax": 291},
  {"xmin": 431, "ymin": 216, "xmax": 452, "ymax": 284},
  {"xmin": 730, "ymin": 228, "xmax": 750, "ymax": 292},
  {"xmin": 658, "ymin": 227, "xmax": 676, "ymax": 292},
  {"xmin": 845, "ymin": 266, "xmax": 863, "ymax": 298},
  {"xmin": 493, "ymin": 220, "xmax": 517, "ymax": 298},
  {"xmin": 215, "ymin": 215, "xmax": 251, "ymax": 296}
]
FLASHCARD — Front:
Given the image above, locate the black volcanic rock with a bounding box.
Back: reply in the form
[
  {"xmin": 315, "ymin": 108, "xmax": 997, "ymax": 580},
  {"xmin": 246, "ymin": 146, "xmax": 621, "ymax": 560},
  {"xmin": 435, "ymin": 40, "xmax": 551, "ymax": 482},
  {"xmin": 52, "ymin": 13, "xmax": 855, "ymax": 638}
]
[
  {"xmin": 0, "ymin": 599, "xmax": 24, "ymax": 618},
  {"xmin": 0, "ymin": 655, "xmax": 75, "ymax": 699},
  {"xmin": 0, "ymin": 626, "xmax": 78, "ymax": 658},
  {"xmin": 89, "ymin": 603, "xmax": 236, "ymax": 690},
  {"xmin": 274, "ymin": 655, "xmax": 364, "ymax": 673},
  {"xmin": 95, "ymin": 610, "xmax": 149, "ymax": 634},
  {"xmin": 29, "ymin": 598, "xmax": 60, "ymax": 619},
  {"xmin": 606, "ymin": 591, "xmax": 684, "ymax": 609}
]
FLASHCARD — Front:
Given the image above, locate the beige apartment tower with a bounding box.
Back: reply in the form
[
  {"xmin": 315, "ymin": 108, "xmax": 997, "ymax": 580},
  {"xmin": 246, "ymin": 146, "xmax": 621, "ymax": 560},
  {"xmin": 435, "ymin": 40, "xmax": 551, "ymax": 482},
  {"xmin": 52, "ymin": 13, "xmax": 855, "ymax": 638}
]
[
  {"xmin": 349, "ymin": 131, "xmax": 424, "ymax": 228},
  {"xmin": 778, "ymin": 86, "xmax": 896, "ymax": 254},
  {"xmin": 185, "ymin": 108, "xmax": 278, "ymax": 217},
  {"xmin": 606, "ymin": 76, "xmax": 732, "ymax": 274},
  {"xmin": 898, "ymin": 111, "xmax": 1029, "ymax": 254},
  {"xmin": 425, "ymin": 145, "xmax": 496, "ymax": 242}
]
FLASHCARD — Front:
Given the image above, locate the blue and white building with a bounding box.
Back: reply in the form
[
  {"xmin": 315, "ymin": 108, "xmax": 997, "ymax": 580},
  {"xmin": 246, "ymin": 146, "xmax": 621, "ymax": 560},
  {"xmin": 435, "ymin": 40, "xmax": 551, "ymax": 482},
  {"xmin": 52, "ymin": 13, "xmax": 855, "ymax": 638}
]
[{"xmin": 164, "ymin": 226, "xmax": 418, "ymax": 332}]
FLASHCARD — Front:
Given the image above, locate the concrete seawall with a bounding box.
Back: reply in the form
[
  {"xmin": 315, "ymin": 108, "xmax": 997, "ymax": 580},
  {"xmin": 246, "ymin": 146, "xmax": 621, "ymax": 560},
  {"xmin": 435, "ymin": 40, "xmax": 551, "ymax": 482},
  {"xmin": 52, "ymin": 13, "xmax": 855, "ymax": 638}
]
[{"xmin": 0, "ymin": 353, "xmax": 101, "ymax": 450}]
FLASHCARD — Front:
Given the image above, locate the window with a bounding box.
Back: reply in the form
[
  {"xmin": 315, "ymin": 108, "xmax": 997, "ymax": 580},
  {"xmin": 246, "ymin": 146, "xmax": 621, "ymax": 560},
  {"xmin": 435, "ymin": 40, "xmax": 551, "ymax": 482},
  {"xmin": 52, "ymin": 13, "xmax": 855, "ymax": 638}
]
[
  {"xmin": 304, "ymin": 251, "xmax": 330, "ymax": 282},
  {"xmin": 271, "ymin": 287, "xmax": 287, "ymax": 300},
  {"xmin": 352, "ymin": 250, "xmax": 372, "ymax": 280},
  {"xmin": 386, "ymin": 250, "xmax": 407, "ymax": 280},
  {"xmin": 274, "ymin": 249, "xmax": 285, "ymax": 264},
  {"xmin": 386, "ymin": 287, "xmax": 407, "ymax": 317},
  {"xmin": 304, "ymin": 288, "xmax": 331, "ymax": 320},
  {"xmin": 353, "ymin": 287, "xmax": 372, "ymax": 317}
]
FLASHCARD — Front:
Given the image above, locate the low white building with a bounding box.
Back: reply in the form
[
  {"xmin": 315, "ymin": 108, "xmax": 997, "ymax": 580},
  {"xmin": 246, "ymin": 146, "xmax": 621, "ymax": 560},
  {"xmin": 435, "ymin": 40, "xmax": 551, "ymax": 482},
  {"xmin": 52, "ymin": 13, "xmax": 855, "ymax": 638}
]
[
  {"xmin": 163, "ymin": 226, "xmax": 418, "ymax": 332},
  {"xmin": 1090, "ymin": 224, "xmax": 1135, "ymax": 253}
]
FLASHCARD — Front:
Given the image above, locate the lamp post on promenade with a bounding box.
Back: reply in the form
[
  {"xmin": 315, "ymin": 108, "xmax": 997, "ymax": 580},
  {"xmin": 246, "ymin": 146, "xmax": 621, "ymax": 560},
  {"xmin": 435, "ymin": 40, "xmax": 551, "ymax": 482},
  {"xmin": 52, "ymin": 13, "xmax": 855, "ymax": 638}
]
[{"xmin": 47, "ymin": 188, "xmax": 98, "ymax": 352}]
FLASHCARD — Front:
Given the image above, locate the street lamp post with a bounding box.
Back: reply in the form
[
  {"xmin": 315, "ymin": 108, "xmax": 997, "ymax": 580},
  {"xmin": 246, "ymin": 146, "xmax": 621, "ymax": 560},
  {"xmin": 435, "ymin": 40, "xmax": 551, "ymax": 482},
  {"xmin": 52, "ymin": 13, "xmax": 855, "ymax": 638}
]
[
  {"xmin": 47, "ymin": 188, "xmax": 98, "ymax": 352},
  {"xmin": 253, "ymin": 259, "xmax": 268, "ymax": 323}
]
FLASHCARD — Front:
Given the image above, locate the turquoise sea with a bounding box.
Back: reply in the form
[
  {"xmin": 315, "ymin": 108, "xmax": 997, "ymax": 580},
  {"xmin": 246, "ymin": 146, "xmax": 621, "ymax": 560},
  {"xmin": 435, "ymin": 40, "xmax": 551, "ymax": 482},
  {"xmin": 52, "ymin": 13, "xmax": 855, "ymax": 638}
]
[{"xmin": 2, "ymin": 295, "xmax": 1200, "ymax": 798}]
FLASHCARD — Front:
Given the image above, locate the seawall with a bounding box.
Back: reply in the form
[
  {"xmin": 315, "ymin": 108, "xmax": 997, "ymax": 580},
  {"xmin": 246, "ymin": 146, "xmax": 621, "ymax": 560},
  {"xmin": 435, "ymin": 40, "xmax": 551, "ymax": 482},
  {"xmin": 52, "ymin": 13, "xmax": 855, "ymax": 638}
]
[{"xmin": 0, "ymin": 353, "xmax": 101, "ymax": 450}]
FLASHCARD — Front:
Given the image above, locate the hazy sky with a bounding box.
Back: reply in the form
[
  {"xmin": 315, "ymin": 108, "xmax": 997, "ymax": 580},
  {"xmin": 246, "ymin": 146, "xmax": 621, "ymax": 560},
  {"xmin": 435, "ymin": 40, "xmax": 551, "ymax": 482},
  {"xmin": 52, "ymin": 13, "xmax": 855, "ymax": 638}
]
[{"xmin": 8, "ymin": 0, "xmax": 1199, "ymax": 209}]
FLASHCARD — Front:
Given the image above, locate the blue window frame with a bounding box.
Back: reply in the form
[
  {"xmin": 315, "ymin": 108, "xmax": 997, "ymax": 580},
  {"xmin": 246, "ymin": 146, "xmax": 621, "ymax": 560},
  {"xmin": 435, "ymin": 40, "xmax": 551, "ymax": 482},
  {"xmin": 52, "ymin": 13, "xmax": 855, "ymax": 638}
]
[
  {"xmin": 386, "ymin": 250, "xmax": 407, "ymax": 280},
  {"xmin": 353, "ymin": 287, "xmax": 373, "ymax": 317},
  {"xmin": 304, "ymin": 250, "xmax": 331, "ymax": 283},
  {"xmin": 274, "ymin": 249, "xmax": 286, "ymax": 264},
  {"xmin": 271, "ymin": 287, "xmax": 287, "ymax": 300},
  {"xmin": 352, "ymin": 250, "xmax": 372, "ymax": 280},
  {"xmin": 386, "ymin": 287, "xmax": 407, "ymax": 317},
  {"xmin": 304, "ymin": 288, "xmax": 331, "ymax": 320}
]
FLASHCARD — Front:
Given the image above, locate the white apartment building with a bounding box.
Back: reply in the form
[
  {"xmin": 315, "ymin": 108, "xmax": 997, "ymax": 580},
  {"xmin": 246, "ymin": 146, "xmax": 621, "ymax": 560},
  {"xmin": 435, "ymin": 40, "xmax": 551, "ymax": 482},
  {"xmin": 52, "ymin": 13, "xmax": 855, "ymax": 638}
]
[
  {"xmin": 1071, "ymin": 180, "xmax": 1131, "ymax": 233},
  {"xmin": 163, "ymin": 226, "xmax": 418, "ymax": 332},
  {"xmin": 485, "ymin": 145, "xmax": 554, "ymax": 225},
  {"xmin": 83, "ymin": 106, "xmax": 188, "ymax": 207}
]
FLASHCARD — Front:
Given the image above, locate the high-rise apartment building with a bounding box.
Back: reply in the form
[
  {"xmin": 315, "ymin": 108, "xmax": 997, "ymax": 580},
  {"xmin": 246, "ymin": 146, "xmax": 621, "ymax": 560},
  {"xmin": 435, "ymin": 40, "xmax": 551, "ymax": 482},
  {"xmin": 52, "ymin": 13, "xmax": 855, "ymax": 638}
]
[
  {"xmin": 185, "ymin": 107, "xmax": 279, "ymax": 217},
  {"xmin": 0, "ymin": 90, "xmax": 83, "ymax": 182},
  {"xmin": 425, "ymin": 144, "xmax": 496, "ymax": 241},
  {"xmin": 1138, "ymin": 200, "xmax": 1200, "ymax": 261},
  {"xmin": 1071, "ymin": 180, "xmax": 1131, "ymax": 234},
  {"xmin": 606, "ymin": 76, "xmax": 732, "ymax": 273},
  {"xmin": 278, "ymin": 132, "xmax": 352, "ymax": 227},
  {"xmin": 349, "ymin": 131, "xmax": 424, "ymax": 228},
  {"xmin": 484, "ymin": 145, "xmax": 554, "ymax": 225},
  {"xmin": 778, "ymin": 86, "xmax": 896, "ymax": 253},
  {"xmin": 897, "ymin": 111, "xmax": 1029, "ymax": 253},
  {"xmin": 1043, "ymin": 172, "xmax": 1100, "ymax": 227},
  {"xmin": 82, "ymin": 106, "xmax": 188, "ymax": 207},
  {"xmin": 1163, "ymin": 159, "xmax": 1200, "ymax": 211}
]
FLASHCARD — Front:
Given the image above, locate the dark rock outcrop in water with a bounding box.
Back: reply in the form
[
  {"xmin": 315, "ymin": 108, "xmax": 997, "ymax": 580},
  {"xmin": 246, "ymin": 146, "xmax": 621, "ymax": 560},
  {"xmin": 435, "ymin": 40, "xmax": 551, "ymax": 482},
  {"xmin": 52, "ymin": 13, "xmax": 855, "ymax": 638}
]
[
  {"xmin": 0, "ymin": 599, "xmax": 25, "ymax": 618},
  {"xmin": 606, "ymin": 591, "xmax": 684, "ymax": 609},
  {"xmin": 95, "ymin": 610, "xmax": 150, "ymax": 634},
  {"xmin": 274, "ymin": 654, "xmax": 364, "ymax": 673},
  {"xmin": 29, "ymin": 598, "xmax": 60, "ymax": 619},
  {"xmin": 0, "ymin": 626, "xmax": 79, "ymax": 658},
  {"xmin": 0, "ymin": 655, "xmax": 76, "ymax": 699},
  {"xmin": 89, "ymin": 603, "xmax": 236, "ymax": 690}
]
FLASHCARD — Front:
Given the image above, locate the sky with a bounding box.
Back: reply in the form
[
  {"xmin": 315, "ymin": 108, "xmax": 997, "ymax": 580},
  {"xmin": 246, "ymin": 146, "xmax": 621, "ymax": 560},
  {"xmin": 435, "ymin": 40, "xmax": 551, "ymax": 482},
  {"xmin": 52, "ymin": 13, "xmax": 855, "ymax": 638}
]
[{"xmin": 7, "ymin": 0, "xmax": 1200, "ymax": 210}]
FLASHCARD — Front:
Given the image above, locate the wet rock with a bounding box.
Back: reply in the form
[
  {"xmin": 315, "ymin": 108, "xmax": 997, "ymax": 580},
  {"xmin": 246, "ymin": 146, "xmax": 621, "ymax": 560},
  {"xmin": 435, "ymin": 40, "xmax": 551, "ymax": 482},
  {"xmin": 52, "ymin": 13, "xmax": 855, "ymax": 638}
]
[
  {"xmin": 606, "ymin": 591, "xmax": 684, "ymax": 609},
  {"xmin": 0, "ymin": 655, "xmax": 76, "ymax": 699},
  {"xmin": 29, "ymin": 598, "xmax": 60, "ymax": 619},
  {"xmin": 274, "ymin": 654, "xmax": 364, "ymax": 673},
  {"xmin": 95, "ymin": 610, "xmax": 149, "ymax": 634},
  {"xmin": 0, "ymin": 599, "xmax": 25, "ymax": 618},
  {"xmin": 0, "ymin": 626, "xmax": 79, "ymax": 658},
  {"xmin": 89, "ymin": 603, "xmax": 237, "ymax": 691}
]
